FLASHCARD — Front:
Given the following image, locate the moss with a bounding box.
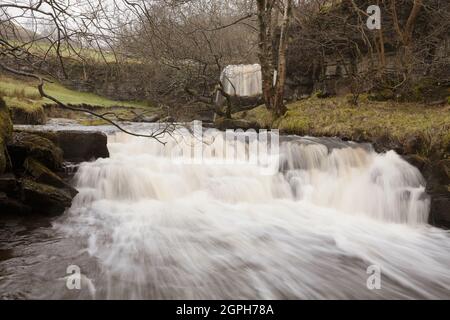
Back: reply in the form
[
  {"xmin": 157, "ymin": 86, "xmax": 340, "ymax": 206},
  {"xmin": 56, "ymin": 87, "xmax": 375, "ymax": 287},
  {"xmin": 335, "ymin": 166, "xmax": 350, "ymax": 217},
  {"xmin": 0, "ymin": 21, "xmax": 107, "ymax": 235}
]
[
  {"xmin": 24, "ymin": 157, "xmax": 65, "ymax": 187},
  {"xmin": 9, "ymin": 132, "xmax": 63, "ymax": 170},
  {"xmin": 21, "ymin": 178, "xmax": 73, "ymax": 215},
  {"xmin": 4, "ymin": 97, "xmax": 46, "ymax": 124}
]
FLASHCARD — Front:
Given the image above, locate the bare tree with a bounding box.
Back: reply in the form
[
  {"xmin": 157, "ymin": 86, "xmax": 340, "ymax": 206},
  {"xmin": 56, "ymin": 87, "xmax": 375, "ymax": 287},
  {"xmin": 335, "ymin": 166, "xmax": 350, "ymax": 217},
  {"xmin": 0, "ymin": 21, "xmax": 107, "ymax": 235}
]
[
  {"xmin": 256, "ymin": 0, "xmax": 292, "ymax": 116},
  {"xmin": 0, "ymin": 0, "xmax": 176, "ymax": 141},
  {"xmin": 116, "ymin": 0, "xmax": 257, "ymax": 119}
]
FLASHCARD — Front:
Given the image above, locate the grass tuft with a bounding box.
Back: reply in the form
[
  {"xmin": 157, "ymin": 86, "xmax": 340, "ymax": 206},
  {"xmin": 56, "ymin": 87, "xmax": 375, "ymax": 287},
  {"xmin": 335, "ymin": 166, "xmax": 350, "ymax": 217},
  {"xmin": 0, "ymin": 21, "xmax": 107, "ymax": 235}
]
[{"xmin": 236, "ymin": 96, "xmax": 450, "ymax": 158}]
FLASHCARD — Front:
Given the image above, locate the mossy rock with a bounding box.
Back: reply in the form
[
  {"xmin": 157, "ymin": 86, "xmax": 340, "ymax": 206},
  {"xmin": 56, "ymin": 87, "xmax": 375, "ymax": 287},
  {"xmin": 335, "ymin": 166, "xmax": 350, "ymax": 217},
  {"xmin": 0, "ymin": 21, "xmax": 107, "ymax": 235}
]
[
  {"xmin": 10, "ymin": 104, "xmax": 46, "ymax": 125},
  {"xmin": 21, "ymin": 178, "xmax": 73, "ymax": 215},
  {"xmin": 0, "ymin": 97, "xmax": 13, "ymax": 174},
  {"xmin": 23, "ymin": 157, "xmax": 77, "ymax": 196},
  {"xmin": 0, "ymin": 147, "xmax": 6, "ymax": 175},
  {"xmin": 7, "ymin": 131, "xmax": 63, "ymax": 171}
]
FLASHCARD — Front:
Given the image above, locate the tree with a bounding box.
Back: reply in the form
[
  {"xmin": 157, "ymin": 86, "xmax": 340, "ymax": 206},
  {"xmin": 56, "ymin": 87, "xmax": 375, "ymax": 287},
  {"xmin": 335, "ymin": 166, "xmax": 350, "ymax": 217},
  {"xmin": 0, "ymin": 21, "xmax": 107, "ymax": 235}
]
[
  {"xmin": 256, "ymin": 0, "xmax": 292, "ymax": 117},
  {"xmin": 117, "ymin": 0, "xmax": 256, "ymax": 119},
  {"xmin": 0, "ymin": 0, "xmax": 173, "ymax": 141}
]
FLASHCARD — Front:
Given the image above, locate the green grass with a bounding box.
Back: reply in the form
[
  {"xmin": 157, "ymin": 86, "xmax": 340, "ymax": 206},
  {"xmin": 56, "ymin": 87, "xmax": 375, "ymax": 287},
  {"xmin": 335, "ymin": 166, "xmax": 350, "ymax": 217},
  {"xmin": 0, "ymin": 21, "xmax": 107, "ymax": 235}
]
[
  {"xmin": 236, "ymin": 95, "xmax": 450, "ymax": 158},
  {"xmin": 0, "ymin": 74, "xmax": 150, "ymax": 109}
]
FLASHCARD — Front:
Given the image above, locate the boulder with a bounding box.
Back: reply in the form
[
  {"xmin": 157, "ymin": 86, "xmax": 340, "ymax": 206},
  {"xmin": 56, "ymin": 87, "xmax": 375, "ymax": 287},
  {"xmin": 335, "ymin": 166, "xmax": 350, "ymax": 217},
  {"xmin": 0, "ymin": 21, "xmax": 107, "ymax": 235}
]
[
  {"xmin": 54, "ymin": 130, "xmax": 109, "ymax": 162},
  {"xmin": 0, "ymin": 148, "xmax": 6, "ymax": 175},
  {"xmin": 0, "ymin": 173, "xmax": 18, "ymax": 195},
  {"xmin": 23, "ymin": 157, "xmax": 78, "ymax": 197},
  {"xmin": 21, "ymin": 178, "xmax": 74, "ymax": 215},
  {"xmin": 424, "ymin": 159, "xmax": 450, "ymax": 229},
  {"xmin": 429, "ymin": 195, "xmax": 450, "ymax": 229},
  {"xmin": 403, "ymin": 133, "xmax": 424, "ymax": 155},
  {"xmin": 16, "ymin": 129, "xmax": 109, "ymax": 162},
  {"xmin": 7, "ymin": 132, "xmax": 63, "ymax": 170},
  {"xmin": 0, "ymin": 97, "xmax": 13, "ymax": 174},
  {"xmin": 0, "ymin": 192, "xmax": 31, "ymax": 215}
]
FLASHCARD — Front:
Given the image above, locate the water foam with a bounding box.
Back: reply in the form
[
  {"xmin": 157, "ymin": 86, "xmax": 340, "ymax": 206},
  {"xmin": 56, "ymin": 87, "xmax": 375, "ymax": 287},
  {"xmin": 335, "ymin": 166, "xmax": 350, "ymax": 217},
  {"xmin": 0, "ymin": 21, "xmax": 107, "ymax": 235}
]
[{"xmin": 58, "ymin": 129, "xmax": 450, "ymax": 299}]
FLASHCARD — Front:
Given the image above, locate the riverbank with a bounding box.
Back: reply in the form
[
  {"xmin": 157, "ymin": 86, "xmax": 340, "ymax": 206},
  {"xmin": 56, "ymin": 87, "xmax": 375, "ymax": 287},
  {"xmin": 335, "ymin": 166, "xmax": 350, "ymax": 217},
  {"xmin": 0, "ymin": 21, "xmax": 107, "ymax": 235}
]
[
  {"xmin": 231, "ymin": 96, "xmax": 450, "ymax": 228},
  {"xmin": 0, "ymin": 74, "xmax": 159, "ymax": 125}
]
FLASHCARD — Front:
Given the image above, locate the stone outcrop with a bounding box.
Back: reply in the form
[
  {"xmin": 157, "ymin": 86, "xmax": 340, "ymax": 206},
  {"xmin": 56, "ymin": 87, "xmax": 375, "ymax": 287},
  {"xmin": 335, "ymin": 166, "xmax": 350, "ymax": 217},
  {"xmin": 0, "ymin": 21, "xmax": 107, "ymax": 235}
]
[
  {"xmin": 54, "ymin": 130, "xmax": 109, "ymax": 162},
  {"xmin": 0, "ymin": 107, "xmax": 80, "ymax": 216},
  {"xmin": 24, "ymin": 157, "xmax": 78, "ymax": 197},
  {"xmin": 0, "ymin": 98, "xmax": 13, "ymax": 174},
  {"xmin": 21, "ymin": 178, "xmax": 73, "ymax": 215},
  {"xmin": 9, "ymin": 105, "xmax": 46, "ymax": 125},
  {"xmin": 15, "ymin": 129, "xmax": 109, "ymax": 162},
  {"xmin": 7, "ymin": 131, "xmax": 63, "ymax": 170}
]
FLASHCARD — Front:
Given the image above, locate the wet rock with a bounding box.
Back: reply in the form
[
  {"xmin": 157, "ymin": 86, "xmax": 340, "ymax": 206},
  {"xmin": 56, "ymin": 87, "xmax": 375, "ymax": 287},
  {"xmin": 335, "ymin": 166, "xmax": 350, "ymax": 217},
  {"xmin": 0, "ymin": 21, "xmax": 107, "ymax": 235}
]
[
  {"xmin": 403, "ymin": 154, "xmax": 428, "ymax": 171},
  {"xmin": 421, "ymin": 159, "xmax": 450, "ymax": 229},
  {"xmin": 24, "ymin": 157, "xmax": 78, "ymax": 197},
  {"xmin": 372, "ymin": 133, "xmax": 403, "ymax": 154},
  {"xmin": 0, "ymin": 97, "xmax": 13, "ymax": 174},
  {"xmin": 403, "ymin": 134, "xmax": 424, "ymax": 155},
  {"xmin": 21, "ymin": 178, "xmax": 73, "ymax": 215},
  {"xmin": 14, "ymin": 129, "xmax": 109, "ymax": 162},
  {"xmin": 429, "ymin": 196, "xmax": 450, "ymax": 229},
  {"xmin": 55, "ymin": 130, "xmax": 109, "ymax": 162},
  {"xmin": 0, "ymin": 192, "xmax": 31, "ymax": 215},
  {"xmin": 7, "ymin": 132, "xmax": 63, "ymax": 170},
  {"xmin": 0, "ymin": 148, "xmax": 6, "ymax": 176},
  {"xmin": 0, "ymin": 173, "xmax": 18, "ymax": 195}
]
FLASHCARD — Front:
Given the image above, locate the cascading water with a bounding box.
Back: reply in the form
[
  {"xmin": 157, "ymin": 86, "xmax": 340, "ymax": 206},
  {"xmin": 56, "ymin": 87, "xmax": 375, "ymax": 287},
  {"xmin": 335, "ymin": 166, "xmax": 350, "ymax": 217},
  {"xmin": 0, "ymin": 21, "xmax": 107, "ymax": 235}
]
[
  {"xmin": 1, "ymin": 124, "xmax": 449, "ymax": 299},
  {"xmin": 219, "ymin": 64, "xmax": 262, "ymax": 97},
  {"xmin": 216, "ymin": 64, "xmax": 262, "ymax": 105},
  {"xmin": 57, "ymin": 126, "xmax": 450, "ymax": 299}
]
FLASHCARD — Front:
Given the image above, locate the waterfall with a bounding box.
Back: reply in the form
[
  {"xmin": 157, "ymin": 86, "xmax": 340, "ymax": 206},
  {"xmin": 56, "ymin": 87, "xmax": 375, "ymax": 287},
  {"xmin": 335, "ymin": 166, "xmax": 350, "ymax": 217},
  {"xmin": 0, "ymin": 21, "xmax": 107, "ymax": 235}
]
[
  {"xmin": 220, "ymin": 64, "xmax": 262, "ymax": 97},
  {"xmin": 55, "ymin": 126, "xmax": 450, "ymax": 299},
  {"xmin": 216, "ymin": 64, "xmax": 262, "ymax": 105}
]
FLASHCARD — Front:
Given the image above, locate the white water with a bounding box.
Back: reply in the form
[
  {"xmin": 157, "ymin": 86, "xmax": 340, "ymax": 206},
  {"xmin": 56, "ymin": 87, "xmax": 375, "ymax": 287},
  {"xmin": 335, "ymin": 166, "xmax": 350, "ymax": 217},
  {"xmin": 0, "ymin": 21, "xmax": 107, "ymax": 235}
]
[
  {"xmin": 219, "ymin": 64, "xmax": 262, "ymax": 97},
  {"xmin": 55, "ymin": 127, "xmax": 450, "ymax": 299}
]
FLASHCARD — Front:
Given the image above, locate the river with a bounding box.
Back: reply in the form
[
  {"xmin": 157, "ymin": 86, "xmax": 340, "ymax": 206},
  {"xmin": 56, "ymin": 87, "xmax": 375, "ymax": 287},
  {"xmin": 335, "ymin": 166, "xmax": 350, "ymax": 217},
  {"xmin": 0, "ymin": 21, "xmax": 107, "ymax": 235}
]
[{"xmin": 1, "ymin": 121, "xmax": 449, "ymax": 299}]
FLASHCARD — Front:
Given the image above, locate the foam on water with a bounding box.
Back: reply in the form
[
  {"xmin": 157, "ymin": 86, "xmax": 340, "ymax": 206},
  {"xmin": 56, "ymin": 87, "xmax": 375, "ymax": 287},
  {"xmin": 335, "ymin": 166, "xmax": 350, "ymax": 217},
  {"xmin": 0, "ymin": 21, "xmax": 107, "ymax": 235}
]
[{"xmin": 55, "ymin": 128, "xmax": 450, "ymax": 299}]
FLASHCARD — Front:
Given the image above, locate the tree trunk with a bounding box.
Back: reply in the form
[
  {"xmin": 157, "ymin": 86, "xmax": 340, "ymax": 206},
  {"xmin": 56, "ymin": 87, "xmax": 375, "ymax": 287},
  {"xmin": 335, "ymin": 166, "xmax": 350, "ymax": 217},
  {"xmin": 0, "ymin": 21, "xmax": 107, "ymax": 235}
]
[
  {"xmin": 273, "ymin": 0, "xmax": 291, "ymax": 116},
  {"xmin": 256, "ymin": 0, "xmax": 291, "ymax": 117}
]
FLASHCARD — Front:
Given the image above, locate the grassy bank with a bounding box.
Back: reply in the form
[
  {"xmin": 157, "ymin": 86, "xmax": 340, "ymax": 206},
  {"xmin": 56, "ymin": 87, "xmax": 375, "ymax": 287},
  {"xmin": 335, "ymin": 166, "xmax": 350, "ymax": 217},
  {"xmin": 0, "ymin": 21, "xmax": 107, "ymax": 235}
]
[
  {"xmin": 0, "ymin": 74, "xmax": 153, "ymax": 124},
  {"xmin": 235, "ymin": 95, "xmax": 450, "ymax": 158}
]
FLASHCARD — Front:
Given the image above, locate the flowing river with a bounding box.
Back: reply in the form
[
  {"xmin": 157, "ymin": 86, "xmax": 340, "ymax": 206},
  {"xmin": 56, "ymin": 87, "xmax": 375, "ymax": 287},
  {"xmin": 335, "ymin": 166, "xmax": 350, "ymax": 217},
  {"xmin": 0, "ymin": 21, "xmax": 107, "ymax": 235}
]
[{"xmin": 1, "ymin": 122, "xmax": 449, "ymax": 299}]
